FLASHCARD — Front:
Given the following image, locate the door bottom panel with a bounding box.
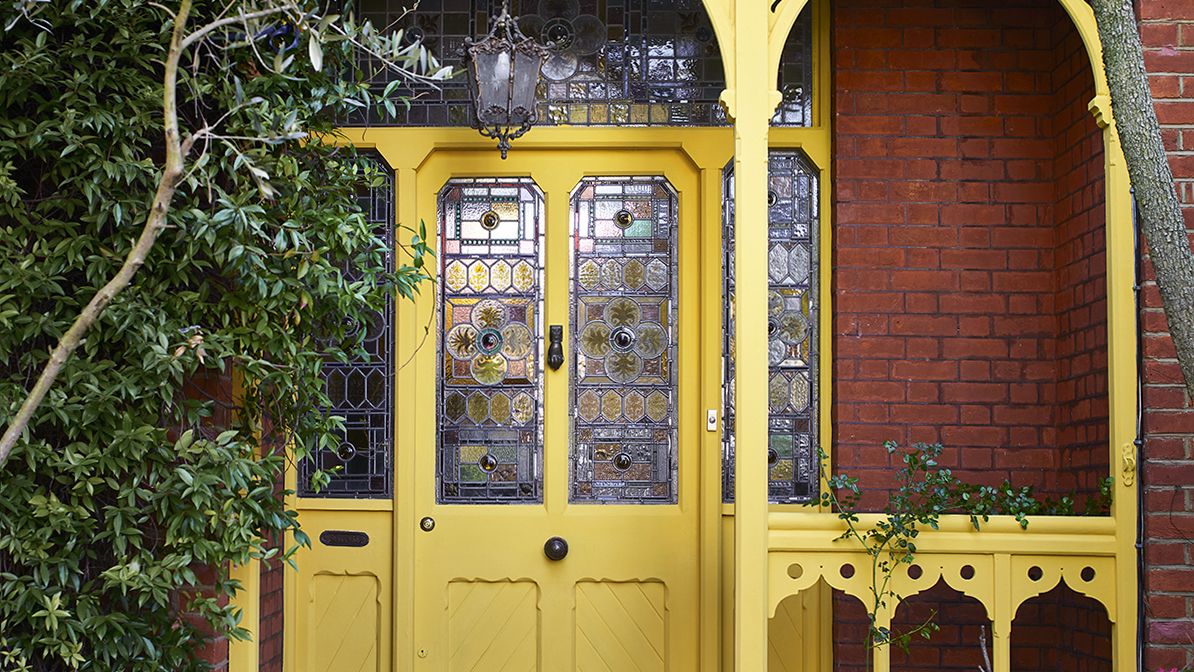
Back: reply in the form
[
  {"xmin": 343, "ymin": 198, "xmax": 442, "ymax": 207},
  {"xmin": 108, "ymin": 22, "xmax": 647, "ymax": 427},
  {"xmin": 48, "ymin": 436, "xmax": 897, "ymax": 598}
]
[
  {"xmin": 574, "ymin": 580, "xmax": 667, "ymax": 672},
  {"xmin": 447, "ymin": 579, "xmax": 540, "ymax": 671}
]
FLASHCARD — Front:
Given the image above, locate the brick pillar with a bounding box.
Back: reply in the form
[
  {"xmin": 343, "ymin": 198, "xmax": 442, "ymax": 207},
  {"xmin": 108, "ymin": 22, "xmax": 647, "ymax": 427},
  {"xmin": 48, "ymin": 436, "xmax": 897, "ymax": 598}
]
[{"xmin": 1138, "ymin": 1, "xmax": 1194, "ymax": 668}]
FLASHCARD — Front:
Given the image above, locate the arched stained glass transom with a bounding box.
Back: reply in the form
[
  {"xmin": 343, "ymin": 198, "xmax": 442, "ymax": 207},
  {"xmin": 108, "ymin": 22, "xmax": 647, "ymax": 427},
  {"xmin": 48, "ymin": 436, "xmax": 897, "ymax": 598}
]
[
  {"xmin": 723, "ymin": 151, "xmax": 820, "ymax": 504},
  {"xmin": 354, "ymin": 0, "xmax": 813, "ymax": 127},
  {"xmin": 300, "ymin": 154, "xmax": 395, "ymax": 498}
]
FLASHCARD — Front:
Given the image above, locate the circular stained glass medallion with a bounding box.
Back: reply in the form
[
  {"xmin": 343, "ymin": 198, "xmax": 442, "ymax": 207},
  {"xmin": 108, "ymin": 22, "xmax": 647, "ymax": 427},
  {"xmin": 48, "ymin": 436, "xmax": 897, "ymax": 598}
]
[
  {"xmin": 476, "ymin": 327, "xmax": 504, "ymax": 355},
  {"xmin": 612, "ymin": 452, "xmax": 633, "ymax": 471},
  {"xmin": 480, "ymin": 210, "xmax": 501, "ymax": 231},
  {"xmin": 609, "ymin": 326, "xmax": 637, "ymax": 353},
  {"xmin": 614, "ymin": 209, "xmax": 634, "ymax": 229},
  {"xmin": 479, "ymin": 453, "xmax": 498, "ymax": 473}
]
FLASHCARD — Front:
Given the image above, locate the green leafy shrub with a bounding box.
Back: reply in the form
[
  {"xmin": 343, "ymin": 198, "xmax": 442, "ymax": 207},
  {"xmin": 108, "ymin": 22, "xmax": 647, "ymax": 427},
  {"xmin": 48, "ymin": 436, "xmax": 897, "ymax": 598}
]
[{"xmin": 0, "ymin": 2, "xmax": 432, "ymax": 669}]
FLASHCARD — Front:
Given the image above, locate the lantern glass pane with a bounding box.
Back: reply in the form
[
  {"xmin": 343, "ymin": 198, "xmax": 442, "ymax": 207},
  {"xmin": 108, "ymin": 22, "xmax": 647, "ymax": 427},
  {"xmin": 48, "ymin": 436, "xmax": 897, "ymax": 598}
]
[
  {"xmin": 510, "ymin": 49, "xmax": 541, "ymax": 120},
  {"xmin": 474, "ymin": 50, "xmax": 512, "ymax": 124}
]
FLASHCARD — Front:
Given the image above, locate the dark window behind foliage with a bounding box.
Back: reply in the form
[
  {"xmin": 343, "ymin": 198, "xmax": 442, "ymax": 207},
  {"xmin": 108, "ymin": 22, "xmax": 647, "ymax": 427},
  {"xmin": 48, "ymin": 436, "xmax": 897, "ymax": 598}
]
[{"xmin": 300, "ymin": 156, "xmax": 395, "ymax": 498}]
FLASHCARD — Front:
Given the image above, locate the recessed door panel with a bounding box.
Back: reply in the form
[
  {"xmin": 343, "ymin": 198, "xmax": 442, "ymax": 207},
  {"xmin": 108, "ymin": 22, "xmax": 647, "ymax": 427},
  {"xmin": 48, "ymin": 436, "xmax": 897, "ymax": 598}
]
[
  {"xmin": 574, "ymin": 580, "xmax": 667, "ymax": 671},
  {"xmin": 309, "ymin": 574, "xmax": 380, "ymax": 672},
  {"xmin": 447, "ymin": 580, "xmax": 540, "ymax": 671}
]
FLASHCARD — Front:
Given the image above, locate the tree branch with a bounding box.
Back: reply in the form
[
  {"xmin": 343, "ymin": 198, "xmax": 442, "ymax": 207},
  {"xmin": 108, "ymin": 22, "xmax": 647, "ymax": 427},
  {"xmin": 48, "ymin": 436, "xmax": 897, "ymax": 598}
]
[
  {"xmin": 179, "ymin": 4, "xmax": 296, "ymax": 51},
  {"xmin": 1092, "ymin": 0, "xmax": 1194, "ymax": 399},
  {"xmin": 0, "ymin": 0, "xmax": 193, "ymax": 468}
]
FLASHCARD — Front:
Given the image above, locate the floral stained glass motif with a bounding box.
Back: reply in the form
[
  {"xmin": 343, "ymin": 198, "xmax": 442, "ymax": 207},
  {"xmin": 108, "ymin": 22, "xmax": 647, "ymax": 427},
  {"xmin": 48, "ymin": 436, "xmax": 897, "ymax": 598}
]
[
  {"xmin": 353, "ymin": 0, "xmax": 814, "ymax": 128},
  {"xmin": 723, "ymin": 151, "xmax": 819, "ymax": 503},
  {"xmin": 571, "ymin": 176, "xmax": 678, "ymax": 503},
  {"xmin": 438, "ymin": 179, "xmax": 545, "ymax": 502},
  {"xmin": 300, "ymin": 155, "xmax": 395, "ymax": 498}
]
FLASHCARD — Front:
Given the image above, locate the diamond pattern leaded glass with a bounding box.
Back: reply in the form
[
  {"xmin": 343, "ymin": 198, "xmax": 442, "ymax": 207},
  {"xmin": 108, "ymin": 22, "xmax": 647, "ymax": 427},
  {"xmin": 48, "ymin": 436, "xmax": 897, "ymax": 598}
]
[
  {"xmin": 300, "ymin": 155, "xmax": 395, "ymax": 498},
  {"xmin": 353, "ymin": 0, "xmax": 813, "ymax": 127},
  {"xmin": 723, "ymin": 151, "xmax": 819, "ymax": 503},
  {"xmin": 439, "ymin": 179, "xmax": 545, "ymax": 502},
  {"xmin": 571, "ymin": 177, "xmax": 678, "ymax": 503}
]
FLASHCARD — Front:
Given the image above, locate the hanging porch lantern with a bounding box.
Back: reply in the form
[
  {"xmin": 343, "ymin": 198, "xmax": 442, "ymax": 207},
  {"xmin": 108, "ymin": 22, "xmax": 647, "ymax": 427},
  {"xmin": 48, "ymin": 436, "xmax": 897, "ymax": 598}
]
[{"xmin": 464, "ymin": 1, "xmax": 549, "ymax": 159}]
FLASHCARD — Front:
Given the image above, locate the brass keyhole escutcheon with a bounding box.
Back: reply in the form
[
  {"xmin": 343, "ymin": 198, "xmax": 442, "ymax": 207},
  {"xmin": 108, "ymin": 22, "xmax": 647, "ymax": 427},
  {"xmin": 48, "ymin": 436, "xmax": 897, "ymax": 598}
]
[
  {"xmin": 419, "ymin": 516, "xmax": 435, "ymax": 532},
  {"xmin": 480, "ymin": 210, "xmax": 501, "ymax": 230},
  {"xmin": 614, "ymin": 209, "xmax": 634, "ymax": 229}
]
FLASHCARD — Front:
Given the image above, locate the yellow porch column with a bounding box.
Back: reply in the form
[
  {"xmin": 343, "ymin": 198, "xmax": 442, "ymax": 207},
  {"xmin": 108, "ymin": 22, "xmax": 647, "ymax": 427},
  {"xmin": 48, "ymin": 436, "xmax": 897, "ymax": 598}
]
[{"xmin": 728, "ymin": 0, "xmax": 778, "ymax": 668}]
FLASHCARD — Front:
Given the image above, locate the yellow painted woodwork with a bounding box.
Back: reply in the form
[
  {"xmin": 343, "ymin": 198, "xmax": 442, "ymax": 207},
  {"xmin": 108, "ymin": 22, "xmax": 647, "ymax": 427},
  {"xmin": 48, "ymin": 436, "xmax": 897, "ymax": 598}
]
[
  {"xmin": 228, "ymin": 558, "xmax": 260, "ymax": 672},
  {"xmin": 263, "ymin": 0, "xmax": 1142, "ymax": 670},
  {"xmin": 311, "ymin": 574, "xmax": 381, "ymax": 671},
  {"xmin": 390, "ymin": 138, "xmax": 730, "ymax": 671},
  {"xmin": 446, "ymin": 580, "xmax": 538, "ymax": 671},
  {"xmin": 574, "ymin": 581, "xmax": 667, "ymax": 672},
  {"xmin": 290, "ymin": 510, "xmax": 393, "ymax": 672}
]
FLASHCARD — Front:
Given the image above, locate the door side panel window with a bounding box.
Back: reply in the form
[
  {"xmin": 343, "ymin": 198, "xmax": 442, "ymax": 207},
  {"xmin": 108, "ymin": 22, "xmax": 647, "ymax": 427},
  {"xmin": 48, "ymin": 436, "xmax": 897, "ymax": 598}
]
[
  {"xmin": 723, "ymin": 151, "xmax": 821, "ymax": 503},
  {"xmin": 300, "ymin": 155, "xmax": 395, "ymax": 498}
]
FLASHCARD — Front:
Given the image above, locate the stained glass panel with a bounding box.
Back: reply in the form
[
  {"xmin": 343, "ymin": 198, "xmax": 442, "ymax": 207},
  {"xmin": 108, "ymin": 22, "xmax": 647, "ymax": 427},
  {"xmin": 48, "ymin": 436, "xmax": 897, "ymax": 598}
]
[
  {"xmin": 439, "ymin": 178, "xmax": 544, "ymax": 502},
  {"xmin": 723, "ymin": 151, "xmax": 819, "ymax": 503},
  {"xmin": 353, "ymin": 0, "xmax": 813, "ymax": 127},
  {"xmin": 300, "ymin": 155, "xmax": 395, "ymax": 498},
  {"xmin": 571, "ymin": 177, "xmax": 678, "ymax": 503}
]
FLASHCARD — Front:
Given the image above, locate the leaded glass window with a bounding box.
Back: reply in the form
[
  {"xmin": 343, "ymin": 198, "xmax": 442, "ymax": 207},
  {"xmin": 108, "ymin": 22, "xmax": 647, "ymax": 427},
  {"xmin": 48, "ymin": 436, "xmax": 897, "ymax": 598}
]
[
  {"xmin": 723, "ymin": 151, "xmax": 819, "ymax": 503},
  {"xmin": 438, "ymin": 178, "xmax": 545, "ymax": 502},
  {"xmin": 571, "ymin": 177, "xmax": 678, "ymax": 503},
  {"xmin": 300, "ymin": 156, "xmax": 395, "ymax": 498},
  {"xmin": 353, "ymin": 0, "xmax": 813, "ymax": 127}
]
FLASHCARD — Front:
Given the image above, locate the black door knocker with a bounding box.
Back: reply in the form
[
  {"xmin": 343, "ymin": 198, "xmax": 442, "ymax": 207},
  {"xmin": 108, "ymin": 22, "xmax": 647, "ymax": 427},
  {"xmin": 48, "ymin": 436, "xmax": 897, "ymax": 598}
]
[{"xmin": 547, "ymin": 325, "xmax": 564, "ymax": 370}]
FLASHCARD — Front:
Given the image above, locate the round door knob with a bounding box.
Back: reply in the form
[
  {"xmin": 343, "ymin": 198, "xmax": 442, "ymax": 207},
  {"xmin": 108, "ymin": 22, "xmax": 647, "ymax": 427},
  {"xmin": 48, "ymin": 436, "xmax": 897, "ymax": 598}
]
[{"xmin": 544, "ymin": 536, "xmax": 569, "ymax": 561}]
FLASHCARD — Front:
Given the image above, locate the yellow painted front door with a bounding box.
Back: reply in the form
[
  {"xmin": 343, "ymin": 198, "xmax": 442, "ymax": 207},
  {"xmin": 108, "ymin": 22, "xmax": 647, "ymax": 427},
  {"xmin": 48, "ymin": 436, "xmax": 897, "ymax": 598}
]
[{"xmin": 410, "ymin": 148, "xmax": 704, "ymax": 671}]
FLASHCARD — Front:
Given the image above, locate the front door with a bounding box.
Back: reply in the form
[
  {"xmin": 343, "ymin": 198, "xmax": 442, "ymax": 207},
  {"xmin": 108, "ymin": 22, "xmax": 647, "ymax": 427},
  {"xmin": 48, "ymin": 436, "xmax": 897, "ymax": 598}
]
[{"xmin": 409, "ymin": 148, "xmax": 703, "ymax": 670}]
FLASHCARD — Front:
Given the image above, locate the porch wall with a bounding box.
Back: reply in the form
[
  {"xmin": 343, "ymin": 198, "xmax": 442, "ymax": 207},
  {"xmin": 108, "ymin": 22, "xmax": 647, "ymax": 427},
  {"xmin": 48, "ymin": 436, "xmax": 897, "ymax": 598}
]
[
  {"xmin": 831, "ymin": 0, "xmax": 1108, "ymax": 504},
  {"xmin": 829, "ymin": 0, "xmax": 1112, "ymax": 668},
  {"xmin": 1139, "ymin": 0, "xmax": 1194, "ymax": 668}
]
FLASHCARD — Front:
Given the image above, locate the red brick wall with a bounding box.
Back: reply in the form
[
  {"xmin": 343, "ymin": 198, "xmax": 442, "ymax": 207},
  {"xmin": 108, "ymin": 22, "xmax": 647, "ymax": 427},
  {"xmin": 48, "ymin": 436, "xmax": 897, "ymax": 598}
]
[
  {"xmin": 888, "ymin": 582, "xmax": 989, "ymax": 671},
  {"xmin": 1010, "ymin": 586, "xmax": 1112, "ymax": 671},
  {"xmin": 259, "ymin": 532, "xmax": 285, "ymax": 671},
  {"xmin": 1139, "ymin": 0, "xmax": 1194, "ymax": 668},
  {"xmin": 830, "ymin": 0, "xmax": 1111, "ymax": 668},
  {"xmin": 832, "ymin": 0, "xmax": 1108, "ymax": 505},
  {"xmin": 1051, "ymin": 14, "xmax": 1111, "ymax": 500},
  {"xmin": 184, "ymin": 368, "xmax": 234, "ymax": 671},
  {"xmin": 833, "ymin": 582, "xmax": 1113, "ymax": 672}
]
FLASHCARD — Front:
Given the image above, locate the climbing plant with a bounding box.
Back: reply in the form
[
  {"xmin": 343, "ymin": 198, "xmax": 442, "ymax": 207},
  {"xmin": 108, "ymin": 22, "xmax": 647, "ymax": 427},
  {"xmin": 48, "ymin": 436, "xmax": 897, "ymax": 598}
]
[
  {"xmin": 0, "ymin": 1, "xmax": 440, "ymax": 669},
  {"xmin": 818, "ymin": 442, "xmax": 1112, "ymax": 666}
]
